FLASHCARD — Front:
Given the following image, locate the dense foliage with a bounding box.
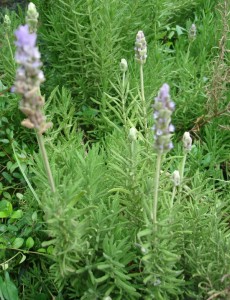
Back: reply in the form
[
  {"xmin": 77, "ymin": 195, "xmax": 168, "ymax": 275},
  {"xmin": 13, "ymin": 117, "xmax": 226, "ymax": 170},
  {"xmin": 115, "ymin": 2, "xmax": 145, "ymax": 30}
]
[{"xmin": 0, "ymin": 0, "xmax": 229, "ymax": 299}]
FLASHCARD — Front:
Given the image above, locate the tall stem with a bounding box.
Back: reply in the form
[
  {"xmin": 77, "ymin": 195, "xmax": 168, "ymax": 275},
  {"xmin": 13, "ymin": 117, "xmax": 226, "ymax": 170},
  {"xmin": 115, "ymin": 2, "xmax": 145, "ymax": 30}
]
[
  {"xmin": 152, "ymin": 153, "xmax": 162, "ymax": 224},
  {"xmin": 6, "ymin": 33, "xmax": 15, "ymax": 63},
  {"xmin": 170, "ymin": 186, "xmax": 176, "ymax": 208},
  {"xmin": 140, "ymin": 64, "xmax": 147, "ymax": 136},
  {"xmin": 36, "ymin": 133, "xmax": 56, "ymax": 193},
  {"xmin": 121, "ymin": 71, "xmax": 127, "ymax": 129},
  {"xmin": 180, "ymin": 153, "xmax": 187, "ymax": 183}
]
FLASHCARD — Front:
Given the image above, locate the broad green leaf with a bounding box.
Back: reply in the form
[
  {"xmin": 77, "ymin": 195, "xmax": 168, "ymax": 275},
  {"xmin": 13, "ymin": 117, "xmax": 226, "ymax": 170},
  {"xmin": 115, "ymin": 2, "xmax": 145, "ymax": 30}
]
[
  {"xmin": 2, "ymin": 272, "xmax": 19, "ymax": 300},
  {"xmin": 26, "ymin": 237, "xmax": 34, "ymax": 249},
  {"xmin": 2, "ymin": 172, "xmax": 13, "ymax": 183},
  {"xmin": 0, "ymin": 200, "xmax": 12, "ymax": 218},
  {"xmin": 10, "ymin": 210, "xmax": 23, "ymax": 219},
  {"xmin": 32, "ymin": 211, "xmax": 37, "ymax": 222},
  {"xmin": 12, "ymin": 238, "xmax": 24, "ymax": 249}
]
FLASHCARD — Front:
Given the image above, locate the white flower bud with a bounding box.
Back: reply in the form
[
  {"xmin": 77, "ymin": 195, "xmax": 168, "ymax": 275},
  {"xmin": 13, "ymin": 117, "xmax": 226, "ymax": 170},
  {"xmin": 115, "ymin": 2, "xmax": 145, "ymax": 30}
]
[
  {"xmin": 4, "ymin": 15, "xmax": 11, "ymax": 31},
  {"xmin": 183, "ymin": 132, "xmax": 192, "ymax": 152},
  {"xmin": 128, "ymin": 127, "xmax": 137, "ymax": 141},
  {"xmin": 120, "ymin": 58, "xmax": 128, "ymax": 72},
  {"xmin": 28, "ymin": 2, "xmax": 37, "ymax": 12},
  {"xmin": 172, "ymin": 170, "xmax": 180, "ymax": 186},
  {"xmin": 189, "ymin": 24, "xmax": 196, "ymax": 40},
  {"xmin": 26, "ymin": 2, "xmax": 39, "ymax": 33}
]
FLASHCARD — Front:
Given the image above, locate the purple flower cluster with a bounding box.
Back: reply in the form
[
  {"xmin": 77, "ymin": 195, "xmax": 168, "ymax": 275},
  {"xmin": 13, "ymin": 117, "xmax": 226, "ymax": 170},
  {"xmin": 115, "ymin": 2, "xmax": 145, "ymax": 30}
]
[
  {"xmin": 134, "ymin": 31, "xmax": 147, "ymax": 64},
  {"xmin": 13, "ymin": 25, "xmax": 51, "ymax": 134},
  {"xmin": 152, "ymin": 84, "xmax": 175, "ymax": 154}
]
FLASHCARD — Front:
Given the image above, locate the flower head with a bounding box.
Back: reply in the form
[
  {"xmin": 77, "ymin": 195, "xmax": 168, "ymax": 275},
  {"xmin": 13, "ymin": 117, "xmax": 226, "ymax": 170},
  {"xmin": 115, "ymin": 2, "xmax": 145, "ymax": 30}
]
[
  {"xmin": 13, "ymin": 25, "xmax": 51, "ymax": 134},
  {"xmin": 172, "ymin": 170, "xmax": 180, "ymax": 186},
  {"xmin": 134, "ymin": 30, "xmax": 147, "ymax": 64},
  {"xmin": 15, "ymin": 25, "xmax": 36, "ymax": 48},
  {"xmin": 120, "ymin": 58, "xmax": 128, "ymax": 72},
  {"xmin": 26, "ymin": 2, "xmax": 39, "ymax": 33},
  {"xmin": 4, "ymin": 15, "xmax": 11, "ymax": 31},
  {"xmin": 128, "ymin": 127, "xmax": 138, "ymax": 141},
  {"xmin": 189, "ymin": 24, "xmax": 196, "ymax": 40},
  {"xmin": 152, "ymin": 84, "xmax": 175, "ymax": 154},
  {"xmin": 183, "ymin": 132, "xmax": 192, "ymax": 152}
]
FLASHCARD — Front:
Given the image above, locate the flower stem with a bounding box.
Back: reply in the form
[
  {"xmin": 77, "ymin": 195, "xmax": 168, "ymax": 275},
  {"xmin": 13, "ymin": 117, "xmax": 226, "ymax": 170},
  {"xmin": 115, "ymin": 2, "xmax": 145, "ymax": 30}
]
[
  {"xmin": 6, "ymin": 33, "xmax": 15, "ymax": 66},
  {"xmin": 152, "ymin": 153, "xmax": 162, "ymax": 224},
  {"xmin": 180, "ymin": 152, "xmax": 187, "ymax": 184},
  {"xmin": 170, "ymin": 186, "xmax": 176, "ymax": 208},
  {"xmin": 140, "ymin": 64, "xmax": 147, "ymax": 136},
  {"xmin": 121, "ymin": 71, "xmax": 127, "ymax": 129},
  {"xmin": 36, "ymin": 132, "xmax": 56, "ymax": 193}
]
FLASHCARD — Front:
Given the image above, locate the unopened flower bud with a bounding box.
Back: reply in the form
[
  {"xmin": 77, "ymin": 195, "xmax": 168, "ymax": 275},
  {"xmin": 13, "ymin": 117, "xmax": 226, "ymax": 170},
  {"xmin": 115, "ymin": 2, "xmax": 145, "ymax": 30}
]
[
  {"xmin": 183, "ymin": 132, "xmax": 192, "ymax": 152},
  {"xmin": 134, "ymin": 30, "xmax": 147, "ymax": 64},
  {"xmin": 189, "ymin": 24, "xmax": 196, "ymax": 40},
  {"xmin": 128, "ymin": 127, "xmax": 137, "ymax": 141},
  {"xmin": 120, "ymin": 58, "xmax": 128, "ymax": 72},
  {"xmin": 4, "ymin": 15, "xmax": 11, "ymax": 31},
  {"xmin": 26, "ymin": 2, "xmax": 39, "ymax": 33},
  {"xmin": 172, "ymin": 170, "xmax": 180, "ymax": 186}
]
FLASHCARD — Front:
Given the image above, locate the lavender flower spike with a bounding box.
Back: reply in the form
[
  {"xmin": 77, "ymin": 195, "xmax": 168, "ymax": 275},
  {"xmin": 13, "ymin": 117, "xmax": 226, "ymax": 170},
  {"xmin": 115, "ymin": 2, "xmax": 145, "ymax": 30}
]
[
  {"xmin": 152, "ymin": 83, "xmax": 175, "ymax": 154},
  {"xmin": 13, "ymin": 24, "xmax": 51, "ymax": 134},
  {"xmin": 134, "ymin": 30, "xmax": 147, "ymax": 64}
]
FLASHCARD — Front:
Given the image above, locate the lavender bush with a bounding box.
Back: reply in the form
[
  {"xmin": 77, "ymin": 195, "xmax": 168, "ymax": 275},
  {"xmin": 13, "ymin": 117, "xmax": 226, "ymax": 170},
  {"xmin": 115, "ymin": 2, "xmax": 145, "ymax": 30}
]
[{"xmin": 0, "ymin": 1, "xmax": 229, "ymax": 299}]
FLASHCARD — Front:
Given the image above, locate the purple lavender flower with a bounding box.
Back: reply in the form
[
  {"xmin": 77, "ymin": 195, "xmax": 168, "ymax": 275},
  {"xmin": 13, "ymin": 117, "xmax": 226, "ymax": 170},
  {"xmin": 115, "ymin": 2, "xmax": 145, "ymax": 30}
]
[
  {"xmin": 152, "ymin": 84, "xmax": 175, "ymax": 154},
  {"xmin": 13, "ymin": 25, "xmax": 51, "ymax": 134}
]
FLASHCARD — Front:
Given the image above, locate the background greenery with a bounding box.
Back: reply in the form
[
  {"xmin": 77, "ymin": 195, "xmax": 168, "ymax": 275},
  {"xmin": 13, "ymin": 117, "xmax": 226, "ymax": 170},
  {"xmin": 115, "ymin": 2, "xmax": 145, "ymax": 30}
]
[{"xmin": 0, "ymin": 0, "xmax": 229, "ymax": 299}]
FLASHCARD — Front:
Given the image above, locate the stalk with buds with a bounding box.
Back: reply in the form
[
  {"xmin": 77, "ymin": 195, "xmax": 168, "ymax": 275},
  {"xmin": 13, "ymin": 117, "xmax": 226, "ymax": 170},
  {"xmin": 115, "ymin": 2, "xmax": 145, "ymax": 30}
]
[
  {"xmin": 13, "ymin": 24, "xmax": 55, "ymax": 193},
  {"xmin": 152, "ymin": 83, "xmax": 175, "ymax": 224},
  {"xmin": 135, "ymin": 30, "xmax": 148, "ymax": 136}
]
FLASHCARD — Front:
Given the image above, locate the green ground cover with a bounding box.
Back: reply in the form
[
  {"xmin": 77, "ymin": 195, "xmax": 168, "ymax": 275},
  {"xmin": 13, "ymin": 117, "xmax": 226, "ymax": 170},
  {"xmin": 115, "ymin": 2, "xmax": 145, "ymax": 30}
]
[{"xmin": 0, "ymin": 0, "xmax": 229, "ymax": 299}]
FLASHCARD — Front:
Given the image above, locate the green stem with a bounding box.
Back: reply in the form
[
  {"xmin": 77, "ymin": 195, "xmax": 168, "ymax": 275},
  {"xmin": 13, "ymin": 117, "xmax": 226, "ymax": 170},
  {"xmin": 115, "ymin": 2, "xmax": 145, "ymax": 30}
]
[
  {"xmin": 121, "ymin": 71, "xmax": 127, "ymax": 129},
  {"xmin": 170, "ymin": 186, "xmax": 176, "ymax": 208},
  {"xmin": 6, "ymin": 33, "xmax": 15, "ymax": 64},
  {"xmin": 36, "ymin": 133, "xmax": 56, "ymax": 193},
  {"xmin": 152, "ymin": 153, "xmax": 162, "ymax": 224},
  {"xmin": 140, "ymin": 64, "xmax": 147, "ymax": 136},
  {"xmin": 180, "ymin": 152, "xmax": 187, "ymax": 184}
]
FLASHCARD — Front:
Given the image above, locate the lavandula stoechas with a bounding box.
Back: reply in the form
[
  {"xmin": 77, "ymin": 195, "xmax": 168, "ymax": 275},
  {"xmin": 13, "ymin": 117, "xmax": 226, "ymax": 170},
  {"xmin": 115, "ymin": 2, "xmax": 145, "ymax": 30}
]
[
  {"xmin": 152, "ymin": 84, "xmax": 175, "ymax": 224},
  {"xmin": 13, "ymin": 24, "xmax": 55, "ymax": 193},
  {"xmin": 135, "ymin": 31, "xmax": 148, "ymax": 136}
]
